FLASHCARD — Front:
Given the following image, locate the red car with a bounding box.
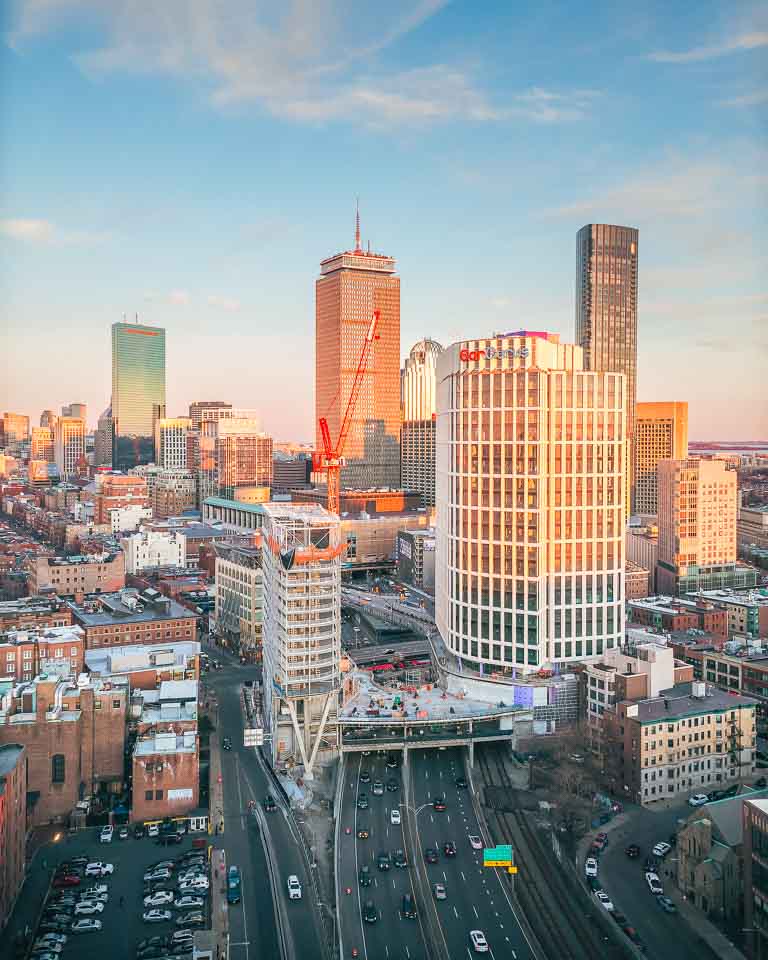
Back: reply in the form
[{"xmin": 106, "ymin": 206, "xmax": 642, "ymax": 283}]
[
  {"xmin": 53, "ymin": 874, "xmax": 81, "ymax": 888},
  {"xmin": 593, "ymin": 833, "xmax": 608, "ymax": 850}
]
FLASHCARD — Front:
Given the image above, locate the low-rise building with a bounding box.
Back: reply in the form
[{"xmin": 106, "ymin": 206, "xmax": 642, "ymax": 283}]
[
  {"xmin": 685, "ymin": 589, "xmax": 768, "ymax": 640},
  {"xmin": 121, "ymin": 528, "xmax": 185, "ymax": 573},
  {"xmin": 0, "ymin": 596, "xmax": 72, "ymax": 632},
  {"xmin": 131, "ymin": 730, "xmax": 199, "ymax": 824},
  {"xmin": 151, "ymin": 469, "xmax": 197, "ymax": 518},
  {"xmin": 625, "ymin": 560, "xmax": 651, "ymax": 600},
  {"xmin": 28, "ymin": 551, "xmax": 126, "ymax": 596},
  {"xmin": 85, "ymin": 640, "xmax": 200, "ymax": 690},
  {"xmin": 602, "ymin": 681, "xmax": 757, "ymax": 806},
  {"xmin": 133, "ymin": 679, "xmax": 198, "ymax": 735},
  {"xmin": 94, "ymin": 473, "xmax": 149, "ymax": 525},
  {"xmin": 214, "ymin": 541, "xmax": 263, "ymax": 662},
  {"xmin": 0, "ymin": 743, "xmax": 26, "ymax": 933},
  {"xmin": 628, "ymin": 595, "xmax": 729, "ymax": 637},
  {"xmin": 108, "ymin": 503, "xmax": 153, "ymax": 533},
  {"xmin": 0, "ymin": 674, "xmax": 128, "ymax": 825},
  {"xmin": 68, "ymin": 588, "xmax": 198, "ymax": 650},
  {"xmin": 0, "ymin": 625, "xmax": 85, "ymax": 682},
  {"xmin": 740, "ymin": 506, "xmax": 768, "ymax": 553},
  {"xmin": 678, "ymin": 789, "xmax": 768, "ymax": 931}
]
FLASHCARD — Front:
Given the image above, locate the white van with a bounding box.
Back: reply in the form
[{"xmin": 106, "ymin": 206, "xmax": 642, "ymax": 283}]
[
  {"xmin": 287, "ymin": 875, "xmax": 302, "ymax": 900},
  {"xmin": 99, "ymin": 825, "xmax": 113, "ymax": 844}
]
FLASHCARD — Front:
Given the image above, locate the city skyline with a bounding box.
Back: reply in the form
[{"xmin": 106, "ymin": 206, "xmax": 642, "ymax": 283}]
[{"xmin": 1, "ymin": 2, "xmax": 765, "ymax": 441}]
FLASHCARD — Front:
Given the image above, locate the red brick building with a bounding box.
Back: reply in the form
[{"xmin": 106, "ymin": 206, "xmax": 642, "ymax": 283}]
[
  {"xmin": 0, "ymin": 596, "xmax": 73, "ymax": 632},
  {"xmin": 94, "ymin": 474, "xmax": 149, "ymax": 525},
  {"xmin": 0, "ymin": 625, "xmax": 85, "ymax": 682},
  {"xmin": 0, "ymin": 743, "xmax": 26, "ymax": 932},
  {"xmin": 68, "ymin": 589, "xmax": 197, "ymax": 650},
  {"xmin": 0, "ymin": 676, "xmax": 128, "ymax": 826},
  {"xmin": 131, "ymin": 730, "xmax": 199, "ymax": 824},
  {"xmin": 627, "ymin": 596, "xmax": 729, "ymax": 637}
]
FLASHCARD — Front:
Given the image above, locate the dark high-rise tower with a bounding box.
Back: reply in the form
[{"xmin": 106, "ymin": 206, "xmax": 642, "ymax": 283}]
[
  {"xmin": 111, "ymin": 320, "xmax": 166, "ymax": 470},
  {"xmin": 576, "ymin": 224, "xmax": 638, "ymax": 506}
]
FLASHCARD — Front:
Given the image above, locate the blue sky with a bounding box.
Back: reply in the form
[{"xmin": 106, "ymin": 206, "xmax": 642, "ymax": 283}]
[{"xmin": 1, "ymin": 0, "xmax": 766, "ymax": 440}]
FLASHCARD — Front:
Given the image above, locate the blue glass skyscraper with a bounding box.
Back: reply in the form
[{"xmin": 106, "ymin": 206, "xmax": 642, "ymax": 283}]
[{"xmin": 111, "ymin": 321, "xmax": 166, "ymax": 470}]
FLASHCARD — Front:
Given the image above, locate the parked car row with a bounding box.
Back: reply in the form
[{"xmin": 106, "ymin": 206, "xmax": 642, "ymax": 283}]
[
  {"xmin": 37, "ymin": 859, "xmax": 114, "ymax": 953},
  {"xmin": 137, "ymin": 849, "xmax": 211, "ymax": 959}
]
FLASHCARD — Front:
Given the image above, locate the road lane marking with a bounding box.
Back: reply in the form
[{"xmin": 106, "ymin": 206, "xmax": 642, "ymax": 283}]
[
  {"xmin": 453, "ymin": 905, "xmax": 459, "ymax": 919},
  {"xmin": 461, "ymin": 871, "xmax": 467, "ymax": 883},
  {"xmin": 473, "ymin": 905, "xmax": 479, "ymax": 919}
]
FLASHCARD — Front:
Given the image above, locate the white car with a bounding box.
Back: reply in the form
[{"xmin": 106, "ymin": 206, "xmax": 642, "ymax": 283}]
[
  {"xmin": 144, "ymin": 868, "xmax": 172, "ymax": 882},
  {"xmin": 77, "ymin": 891, "xmax": 108, "ymax": 903},
  {"xmin": 652, "ymin": 842, "xmax": 672, "ymax": 858},
  {"xmin": 32, "ymin": 943, "xmax": 62, "ymax": 955},
  {"xmin": 689, "ymin": 793, "xmax": 709, "ymax": 807},
  {"xmin": 147, "ymin": 823, "xmax": 160, "ymax": 837},
  {"xmin": 99, "ymin": 825, "xmax": 113, "ymax": 844},
  {"xmin": 178, "ymin": 878, "xmax": 209, "ymax": 892},
  {"xmin": 143, "ymin": 909, "xmax": 173, "ymax": 923},
  {"xmin": 173, "ymin": 895, "xmax": 206, "ymax": 910},
  {"xmin": 144, "ymin": 890, "xmax": 174, "ymax": 907},
  {"xmin": 85, "ymin": 862, "xmax": 114, "ymax": 877},
  {"xmin": 390, "ymin": 809, "xmax": 401, "ymax": 825},
  {"xmin": 468, "ymin": 836, "xmax": 483, "ymax": 851},
  {"xmin": 80, "ymin": 885, "xmax": 108, "ymax": 898},
  {"xmin": 74, "ymin": 901, "xmax": 104, "ymax": 916},
  {"xmin": 645, "ymin": 872, "xmax": 663, "ymax": 895},
  {"xmin": 595, "ymin": 890, "xmax": 614, "ymax": 911},
  {"xmin": 287, "ymin": 875, "xmax": 302, "ymax": 900},
  {"xmin": 470, "ymin": 929, "xmax": 489, "ymax": 953},
  {"xmin": 70, "ymin": 919, "xmax": 103, "ymax": 933},
  {"xmin": 585, "ymin": 857, "xmax": 598, "ymax": 878}
]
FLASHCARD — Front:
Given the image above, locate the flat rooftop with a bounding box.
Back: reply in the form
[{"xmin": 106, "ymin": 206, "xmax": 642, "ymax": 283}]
[
  {"xmin": 135, "ymin": 732, "xmax": 197, "ymax": 756},
  {"xmin": 0, "ymin": 743, "xmax": 25, "ymax": 777},
  {"xmin": 84, "ymin": 640, "xmax": 200, "ymax": 675},
  {"xmin": 628, "ymin": 681, "xmax": 758, "ymax": 723},
  {"xmin": 339, "ymin": 670, "xmax": 526, "ymax": 724},
  {"xmin": 68, "ymin": 589, "xmax": 196, "ymax": 625}
]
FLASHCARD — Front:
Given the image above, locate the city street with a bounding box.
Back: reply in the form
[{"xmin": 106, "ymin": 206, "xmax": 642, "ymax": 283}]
[
  {"xmin": 590, "ymin": 801, "xmax": 723, "ymax": 960},
  {"xmin": 204, "ymin": 647, "xmax": 327, "ymax": 960}
]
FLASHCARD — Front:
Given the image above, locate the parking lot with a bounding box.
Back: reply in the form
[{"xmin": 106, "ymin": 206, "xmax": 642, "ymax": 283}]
[{"xmin": 17, "ymin": 826, "xmax": 211, "ymax": 960}]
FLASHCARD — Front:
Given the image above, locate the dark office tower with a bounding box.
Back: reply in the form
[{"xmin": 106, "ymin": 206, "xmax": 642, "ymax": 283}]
[
  {"xmin": 576, "ymin": 224, "xmax": 638, "ymax": 506},
  {"xmin": 111, "ymin": 321, "xmax": 166, "ymax": 470}
]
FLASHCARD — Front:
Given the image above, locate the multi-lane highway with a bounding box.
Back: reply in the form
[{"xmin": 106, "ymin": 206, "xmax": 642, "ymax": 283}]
[
  {"xmin": 338, "ymin": 751, "xmax": 429, "ymax": 960},
  {"xmin": 338, "ymin": 745, "xmax": 537, "ymax": 960},
  {"xmin": 205, "ymin": 649, "xmax": 327, "ymax": 960}
]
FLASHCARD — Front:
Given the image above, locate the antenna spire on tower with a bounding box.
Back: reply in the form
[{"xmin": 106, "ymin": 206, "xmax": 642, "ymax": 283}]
[{"xmin": 354, "ymin": 197, "xmax": 361, "ymax": 253}]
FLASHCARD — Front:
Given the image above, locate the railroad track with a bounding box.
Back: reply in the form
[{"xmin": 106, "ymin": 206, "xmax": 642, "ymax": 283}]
[{"xmin": 476, "ymin": 745, "xmax": 629, "ymax": 960}]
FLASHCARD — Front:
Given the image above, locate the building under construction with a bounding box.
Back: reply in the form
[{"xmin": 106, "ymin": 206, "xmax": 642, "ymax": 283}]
[{"xmin": 261, "ymin": 503, "xmax": 342, "ymax": 780}]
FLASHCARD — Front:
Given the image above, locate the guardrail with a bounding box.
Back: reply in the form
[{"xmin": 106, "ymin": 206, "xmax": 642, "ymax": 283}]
[
  {"xmin": 253, "ymin": 803, "xmax": 292, "ymax": 960},
  {"xmin": 333, "ymin": 755, "xmax": 346, "ymax": 960}
]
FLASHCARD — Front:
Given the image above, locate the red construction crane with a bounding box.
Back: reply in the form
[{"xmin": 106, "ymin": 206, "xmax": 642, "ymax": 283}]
[{"xmin": 315, "ymin": 309, "xmax": 380, "ymax": 515}]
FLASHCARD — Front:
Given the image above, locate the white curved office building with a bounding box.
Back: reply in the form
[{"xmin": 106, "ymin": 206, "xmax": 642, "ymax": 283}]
[{"xmin": 435, "ymin": 331, "xmax": 626, "ymax": 675}]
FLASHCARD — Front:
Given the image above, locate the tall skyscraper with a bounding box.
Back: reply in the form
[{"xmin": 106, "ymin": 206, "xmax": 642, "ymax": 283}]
[
  {"xmin": 633, "ymin": 402, "xmax": 688, "ymax": 516},
  {"xmin": 40, "ymin": 410, "xmax": 58, "ymax": 430},
  {"xmin": 316, "ymin": 211, "xmax": 400, "ymax": 490},
  {"xmin": 188, "ymin": 401, "xmax": 233, "ymax": 431},
  {"xmin": 54, "ymin": 417, "xmax": 86, "ymax": 479},
  {"xmin": 435, "ymin": 332, "xmax": 626, "ymax": 674},
  {"xmin": 1, "ymin": 413, "xmax": 30, "ymax": 445},
  {"xmin": 94, "ymin": 405, "xmax": 113, "ymax": 467},
  {"xmin": 576, "ymin": 224, "xmax": 638, "ymax": 507},
  {"xmin": 261, "ymin": 503, "xmax": 341, "ymax": 779},
  {"xmin": 31, "ymin": 427, "xmax": 54, "ymax": 462},
  {"xmin": 401, "ymin": 338, "xmax": 443, "ymax": 507},
  {"xmin": 62, "ymin": 403, "xmax": 87, "ymax": 422},
  {"xmin": 198, "ymin": 416, "xmax": 273, "ymax": 502},
  {"xmin": 155, "ymin": 417, "xmax": 192, "ymax": 469},
  {"xmin": 657, "ymin": 458, "xmax": 755, "ymax": 595},
  {"xmin": 111, "ymin": 320, "xmax": 166, "ymax": 470}
]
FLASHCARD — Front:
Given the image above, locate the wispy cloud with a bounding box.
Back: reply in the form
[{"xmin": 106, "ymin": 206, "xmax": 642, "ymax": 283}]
[
  {"xmin": 168, "ymin": 289, "xmax": 190, "ymax": 305},
  {"xmin": 1, "ymin": 217, "xmax": 55, "ymax": 242},
  {"xmin": 718, "ymin": 89, "xmax": 768, "ymax": 107},
  {"xmin": 9, "ymin": 1, "xmax": 597, "ymax": 127},
  {"xmin": 648, "ymin": 30, "xmax": 768, "ymax": 63}
]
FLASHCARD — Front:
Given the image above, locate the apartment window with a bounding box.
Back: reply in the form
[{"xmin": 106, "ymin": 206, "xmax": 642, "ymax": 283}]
[
  {"xmin": 155, "ymin": 790, "xmax": 164, "ymax": 800},
  {"xmin": 52, "ymin": 754, "xmax": 66, "ymax": 784},
  {"xmin": 112, "ymin": 699, "xmax": 121, "ymax": 709},
  {"xmin": 95, "ymin": 700, "xmax": 102, "ymax": 709},
  {"xmin": 145, "ymin": 790, "xmax": 153, "ymax": 801}
]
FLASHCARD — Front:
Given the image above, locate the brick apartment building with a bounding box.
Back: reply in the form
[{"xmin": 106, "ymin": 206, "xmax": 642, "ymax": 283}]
[
  {"xmin": 134, "ymin": 680, "xmax": 198, "ymax": 736},
  {"xmin": 94, "ymin": 474, "xmax": 149, "ymax": 525},
  {"xmin": 627, "ymin": 595, "xmax": 729, "ymax": 637},
  {"xmin": 68, "ymin": 588, "xmax": 197, "ymax": 650},
  {"xmin": 1, "ymin": 625, "xmax": 85, "ymax": 682},
  {"xmin": 0, "ymin": 596, "xmax": 73, "ymax": 632},
  {"xmin": 131, "ymin": 730, "xmax": 199, "ymax": 824},
  {"xmin": 0, "ymin": 743, "xmax": 26, "ymax": 932},
  {"xmin": 743, "ymin": 796, "xmax": 768, "ymax": 959},
  {"xmin": 0, "ymin": 676, "xmax": 128, "ymax": 825},
  {"xmin": 29, "ymin": 552, "xmax": 126, "ymax": 596}
]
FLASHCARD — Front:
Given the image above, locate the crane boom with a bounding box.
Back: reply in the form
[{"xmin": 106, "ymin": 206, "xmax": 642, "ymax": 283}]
[{"xmin": 316, "ymin": 309, "xmax": 381, "ymax": 515}]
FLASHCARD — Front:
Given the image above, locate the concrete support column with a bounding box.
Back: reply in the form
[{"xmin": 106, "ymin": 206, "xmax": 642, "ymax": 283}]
[{"xmin": 468, "ymin": 739, "xmax": 474, "ymax": 769}]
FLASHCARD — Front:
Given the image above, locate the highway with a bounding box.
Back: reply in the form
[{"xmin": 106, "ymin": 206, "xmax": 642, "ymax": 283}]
[
  {"xmin": 338, "ymin": 751, "xmax": 429, "ymax": 960},
  {"xmin": 205, "ymin": 648, "xmax": 327, "ymax": 960}
]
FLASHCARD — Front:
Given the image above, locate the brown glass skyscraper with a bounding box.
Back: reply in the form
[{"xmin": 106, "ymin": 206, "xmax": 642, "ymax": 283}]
[
  {"xmin": 576, "ymin": 224, "xmax": 638, "ymax": 506},
  {"xmin": 316, "ymin": 214, "xmax": 400, "ymax": 489}
]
